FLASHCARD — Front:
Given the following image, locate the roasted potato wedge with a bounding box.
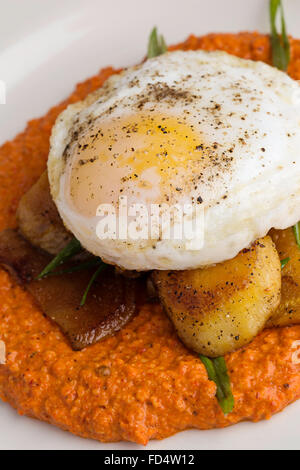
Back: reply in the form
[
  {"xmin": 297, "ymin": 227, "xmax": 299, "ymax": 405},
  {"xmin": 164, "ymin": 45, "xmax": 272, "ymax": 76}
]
[
  {"xmin": 267, "ymin": 227, "xmax": 300, "ymax": 327},
  {"xmin": 17, "ymin": 171, "xmax": 71, "ymax": 255},
  {"xmin": 153, "ymin": 236, "xmax": 281, "ymax": 357}
]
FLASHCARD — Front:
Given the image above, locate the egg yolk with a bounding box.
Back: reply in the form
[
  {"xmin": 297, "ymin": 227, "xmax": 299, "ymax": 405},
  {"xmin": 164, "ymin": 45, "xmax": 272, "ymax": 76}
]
[{"xmin": 67, "ymin": 114, "xmax": 207, "ymax": 217}]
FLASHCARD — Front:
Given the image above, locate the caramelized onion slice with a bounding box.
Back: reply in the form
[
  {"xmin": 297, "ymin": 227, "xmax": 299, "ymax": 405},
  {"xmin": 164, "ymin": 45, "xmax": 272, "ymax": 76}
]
[{"xmin": 0, "ymin": 229, "xmax": 144, "ymax": 350}]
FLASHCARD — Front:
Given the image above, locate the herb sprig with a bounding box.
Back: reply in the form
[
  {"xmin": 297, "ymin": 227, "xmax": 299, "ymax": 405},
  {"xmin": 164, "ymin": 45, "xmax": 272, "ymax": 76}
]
[
  {"xmin": 281, "ymin": 257, "xmax": 290, "ymax": 269},
  {"xmin": 293, "ymin": 222, "xmax": 300, "ymax": 249},
  {"xmin": 80, "ymin": 262, "xmax": 107, "ymax": 306},
  {"xmin": 36, "ymin": 237, "xmax": 83, "ymax": 279},
  {"xmin": 45, "ymin": 258, "xmax": 104, "ymax": 277},
  {"xmin": 147, "ymin": 27, "xmax": 167, "ymax": 59},
  {"xmin": 269, "ymin": 0, "xmax": 290, "ymax": 71},
  {"xmin": 200, "ymin": 355, "xmax": 234, "ymax": 415},
  {"xmin": 36, "ymin": 237, "xmax": 107, "ymax": 306}
]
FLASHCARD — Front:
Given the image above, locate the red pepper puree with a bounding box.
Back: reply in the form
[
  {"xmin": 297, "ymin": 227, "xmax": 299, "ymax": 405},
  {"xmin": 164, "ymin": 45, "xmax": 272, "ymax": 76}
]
[{"xmin": 0, "ymin": 32, "xmax": 300, "ymax": 445}]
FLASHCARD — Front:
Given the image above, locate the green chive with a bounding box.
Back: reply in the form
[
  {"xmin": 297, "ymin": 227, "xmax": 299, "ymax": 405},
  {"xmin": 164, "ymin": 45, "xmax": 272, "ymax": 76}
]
[
  {"xmin": 36, "ymin": 237, "xmax": 82, "ymax": 279},
  {"xmin": 80, "ymin": 263, "xmax": 107, "ymax": 307},
  {"xmin": 293, "ymin": 222, "xmax": 300, "ymax": 249},
  {"xmin": 147, "ymin": 27, "xmax": 167, "ymax": 59},
  {"xmin": 45, "ymin": 258, "xmax": 103, "ymax": 277},
  {"xmin": 269, "ymin": 0, "xmax": 290, "ymax": 71},
  {"xmin": 280, "ymin": 257, "xmax": 290, "ymax": 269},
  {"xmin": 200, "ymin": 355, "xmax": 234, "ymax": 415}
]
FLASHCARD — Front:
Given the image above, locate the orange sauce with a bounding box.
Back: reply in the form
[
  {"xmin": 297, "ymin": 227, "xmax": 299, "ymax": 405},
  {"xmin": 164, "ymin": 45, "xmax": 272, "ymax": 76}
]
[{"xmin": 0, "ymin": 33, "xmax": 300, "ymax": 445}]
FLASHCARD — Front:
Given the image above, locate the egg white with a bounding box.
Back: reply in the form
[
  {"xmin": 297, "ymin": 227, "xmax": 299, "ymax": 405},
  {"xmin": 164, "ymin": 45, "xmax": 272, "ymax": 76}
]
[{"xmin": 48, "ymin": 50, "xmax": 300, "ymax": 270}]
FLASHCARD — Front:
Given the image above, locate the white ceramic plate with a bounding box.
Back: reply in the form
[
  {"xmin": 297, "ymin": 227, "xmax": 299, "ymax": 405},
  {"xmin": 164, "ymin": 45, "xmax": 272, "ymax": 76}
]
[{"xmin": 0, "ymin": 0, "xmax": 299, "ymax": 450}]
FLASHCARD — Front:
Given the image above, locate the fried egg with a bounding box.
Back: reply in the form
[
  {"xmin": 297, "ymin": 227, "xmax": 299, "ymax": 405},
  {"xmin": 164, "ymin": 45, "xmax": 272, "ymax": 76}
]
[{"xmin": 48, "ymin": 50, "xmax": 300, "ymax": 270}]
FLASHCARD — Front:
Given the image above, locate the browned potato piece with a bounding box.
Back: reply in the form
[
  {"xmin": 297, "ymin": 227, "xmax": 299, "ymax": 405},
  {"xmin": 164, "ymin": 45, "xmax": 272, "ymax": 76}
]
[
  {"xmin": 17, "ymin": 171, "xmax": 71, "ymax": 255},
  {"xmin": 267, "ymin": 228, "xmax": 300, "ymax": 328},
  {"xmin": 153, "ymin": 237, "xmax": 281, "ymax": 357}
]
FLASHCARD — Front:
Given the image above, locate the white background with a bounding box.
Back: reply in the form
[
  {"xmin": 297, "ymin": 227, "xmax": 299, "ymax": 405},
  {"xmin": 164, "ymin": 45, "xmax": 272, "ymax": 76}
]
[{"xmin": 0, "ymin": 0, "xmax": 299, "ymax": 450}]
